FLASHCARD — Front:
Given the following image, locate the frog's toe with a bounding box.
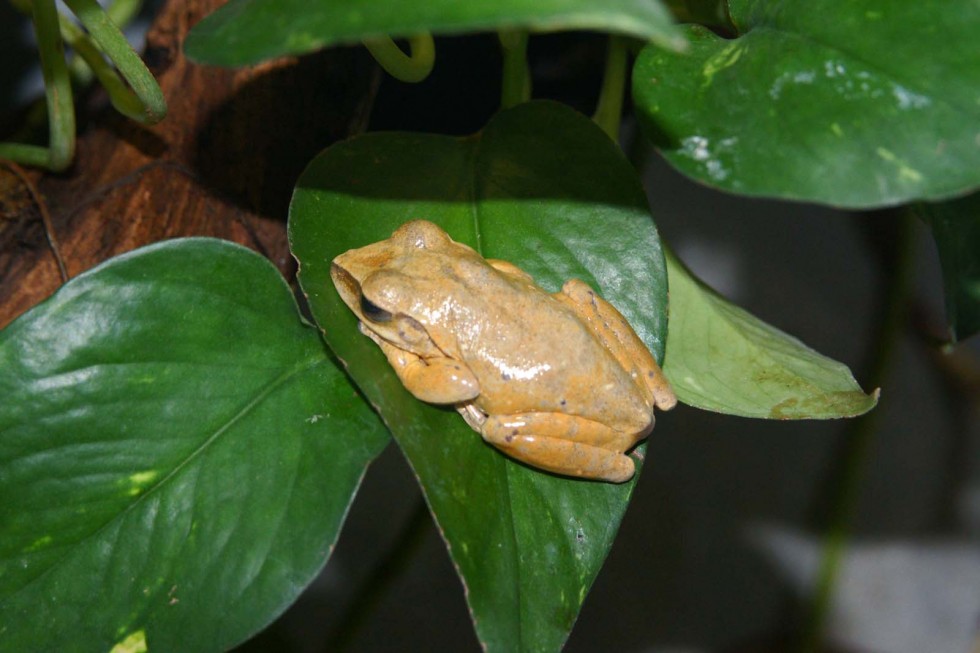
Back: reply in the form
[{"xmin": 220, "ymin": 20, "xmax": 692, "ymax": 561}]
[
  {"xmin": 604, "ymin": 455, "xmax": 636, "ymax": 483},
  {"xmin": 560, "ymin": 278, "xmax": 597, "ymax": 303}
]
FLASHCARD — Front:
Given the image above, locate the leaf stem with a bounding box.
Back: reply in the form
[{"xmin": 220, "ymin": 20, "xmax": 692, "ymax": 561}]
[
  {"xmin": 323, "ymin": 497, "xmax": 432, "ymax": 652},
  {"xmin": 498, "ymin": 30, "xmax": 530, "ymax": 109},
  {"xmin": 6, "ymin": 0, "xmax": 147, "ymax": 148},
  {"xmin": 363, "ymin": 34, "xmax": 435, "ymax": 84},
  {"xmin": 65, "ymin": 0, "xmax": 144, "ymax": 85},
  {"xmin": 593, "ymin": 35, "xmax": 628, "ymax": 141},
  {"xmin": 63, "ymin": 0, "xmax": 166, "ymax": 123},
  {"xmin": 40, "ymin": 11, "xmax": 126, "ymax": 116},
  {"xmin": 797, "ymin": 210, "xmax": 916, "ymax": 653},
  {"xmin": 0, "ymin": 0, "xmax": 75, "ymax": 171}
]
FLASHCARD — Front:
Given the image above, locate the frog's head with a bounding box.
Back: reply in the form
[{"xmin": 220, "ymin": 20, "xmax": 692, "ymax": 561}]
[{"xmin": 331, "ymin": 220, "xmax": 460, "ymax": 357}]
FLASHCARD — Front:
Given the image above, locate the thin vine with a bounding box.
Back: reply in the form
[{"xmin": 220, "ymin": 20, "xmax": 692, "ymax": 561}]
[
  {"xmin": 498, "ymin": 30, "xmax": 530, "ymax": 109},
  {"xmin": 0, "ymin": 0, "xmax": 165, "ymax": 170},
  {"xmin": 593, "ymin": 35, "xmax": 628, "ymax": 140},
  {"xmin": 363, "ymin": 34, "xmax": 435, "ymax": 84}
]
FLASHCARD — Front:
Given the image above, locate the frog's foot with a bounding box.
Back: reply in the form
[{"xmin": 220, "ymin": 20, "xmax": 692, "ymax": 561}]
[
  {"xmin": 481, "ymin": 412, "xmax": 638, "ymax": 483},
  {"xmin": 457, "ymin": 402, "xmax": 487, "ymax": 432},
  {"xmin": 556, "ymin": 279, "xmax": 676, "ymax": 411},
  {"xmin": 371, "ymin": 336, "xmax": 480, "ymax": 404}
]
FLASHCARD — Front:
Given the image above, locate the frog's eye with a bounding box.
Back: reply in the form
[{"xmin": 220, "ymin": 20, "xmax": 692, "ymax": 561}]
[{"xmin": 360, "ymin": 294, "xmax": 393, "ymax": 323}]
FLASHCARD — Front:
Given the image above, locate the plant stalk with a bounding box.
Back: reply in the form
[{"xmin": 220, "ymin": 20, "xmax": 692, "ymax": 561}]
[
  {"xmin": 593, "ymin": 35, "xmax": 628, "ymax": 141},
  {"xmin": 63, "ymin": 0, "xmax": 166, "ymax": 123},
  {"xmin": 0, "ymin": 0, "xmax": 75, "ymax": 170},
  {"xmin": 65, "ymin": 0, "xmax": 145, "ymax": 85},
  {"xmin": 498, "ymin": 30, "xmax": 530, "ymax": 109},
  {"xmin": 363, "ymin": 34, "xmax": 435, "ymax": 83}
]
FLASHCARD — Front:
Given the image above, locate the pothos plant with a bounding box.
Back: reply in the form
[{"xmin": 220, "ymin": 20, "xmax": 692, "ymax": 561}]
[{"xmin": 1, "ymin": 1, "xmax": 977, "ymax": 652}]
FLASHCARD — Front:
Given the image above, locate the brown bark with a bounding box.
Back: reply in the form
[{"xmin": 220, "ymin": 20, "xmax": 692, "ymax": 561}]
[{"xmin": 0, "ymin": 0, "xmax": 379, "ymax": 328}]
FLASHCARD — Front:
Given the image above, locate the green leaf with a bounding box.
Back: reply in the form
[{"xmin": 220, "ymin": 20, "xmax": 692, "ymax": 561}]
[
  {"xmin": 663, "ymin": 249, "xmax": 878, "ymax": 419},
  {"xmin": 289, "ymin": 101, "xmax": 668, "ymax": 652},
  {"xmin": 184, "ymin": 0, "xmax": 684, "ymax": 67},
  {"xmin": 633, "ymin": 0, "xmax": 980, "ymax": 208},
  {"xmin": 917, "ymin": 193, "xmax": 980, "ymax": 342},
  {"xmin": 0, "ymin": 239, "xmax": 389, "ymax": 652}
]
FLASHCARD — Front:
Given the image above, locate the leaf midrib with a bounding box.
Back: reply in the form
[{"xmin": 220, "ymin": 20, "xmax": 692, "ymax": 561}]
[{"xmin": 466, "ymin": 130, "xmax": 526, "ymax": 650}]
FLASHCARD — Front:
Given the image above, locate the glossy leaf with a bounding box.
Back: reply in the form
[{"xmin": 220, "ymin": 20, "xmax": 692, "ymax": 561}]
[
  {"xmin": 633, "ymin": 0, "xmax": 980, "ymax": 208},
  {"xmin": 289, "ymin": 101, "xmax": 668, "ymax": 652},
  {"xmin": 917, "ymin": 193, "xmax": 980, "ymax": 342},
  {"xmin": 184, "ymin": 0, "xmax": 684, "ymax": 67},
  {"xmin": 662, "ymin": 250, "xmax": 878, "ymax": 419},
  {"xmin": 0, "ymin": 239, "xmax": 389, "ymax": 652}
]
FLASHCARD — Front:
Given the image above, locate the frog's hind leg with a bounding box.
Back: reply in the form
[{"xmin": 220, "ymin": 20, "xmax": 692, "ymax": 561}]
[
  {"xmin": 481, "ymin": 412, "xmax": 636, "ymax": 483},
  {"xmin": 556, "ymin": 279, "xmax": 676, "ymax": 410}
]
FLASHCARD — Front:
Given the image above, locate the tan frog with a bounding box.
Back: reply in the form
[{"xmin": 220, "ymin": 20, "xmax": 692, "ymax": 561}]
[{"xmin": 331, "ymin": 220, "xmax": 676, "ymax": 483}]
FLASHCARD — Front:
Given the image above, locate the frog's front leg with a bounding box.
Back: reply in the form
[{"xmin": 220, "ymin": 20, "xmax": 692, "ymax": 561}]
[
  {"xmin": 480, "ymin": 412, "xmax": 638, "ymax": 483},
  {"xmin": 557, "ymin": 279, "xmax": 676, "ymax": 410},
  {"xmin": 366, "ymin": 328, "xmax": 480, "ymax": 404}
]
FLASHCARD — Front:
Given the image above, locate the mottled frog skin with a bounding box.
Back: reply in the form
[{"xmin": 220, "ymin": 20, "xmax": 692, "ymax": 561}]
[{"xmin": 331, "ymin": 220, "xmax": 675, "ymax": 482}]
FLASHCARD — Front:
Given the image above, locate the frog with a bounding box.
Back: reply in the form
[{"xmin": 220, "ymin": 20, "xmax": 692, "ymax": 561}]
[{"xmin": 330, "ymin": 220, "xmax": 676, "ymax": 483}]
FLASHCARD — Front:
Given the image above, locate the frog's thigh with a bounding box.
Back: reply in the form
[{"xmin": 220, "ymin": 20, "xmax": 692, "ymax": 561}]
[
  {"xmin": 557, "ymin": 279, "xmax": 676, "ymax": 410},
  {"xmin": 482, "ymin": 412, "xmax": 636, "ymax": 483},
  {"xmin": 373, "ymin": 337, "xmax": 479, "ymax": 404}
]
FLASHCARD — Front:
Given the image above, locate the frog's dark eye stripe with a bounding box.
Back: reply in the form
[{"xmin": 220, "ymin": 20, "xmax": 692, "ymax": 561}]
[{"xmin": 360, "ymin": 294, "xmax": 392, "ymax": 323}]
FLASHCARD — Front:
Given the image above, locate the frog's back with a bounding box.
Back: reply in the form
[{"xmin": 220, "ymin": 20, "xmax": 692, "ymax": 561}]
[{"xmin": 454, "ymin": 268, "xmax": 651, "ymax": 431}]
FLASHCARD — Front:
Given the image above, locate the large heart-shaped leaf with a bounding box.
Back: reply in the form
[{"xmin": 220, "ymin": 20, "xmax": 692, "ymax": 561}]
[
  {"xmin": 289, "ymin": 101, "xmax": 669, "ymax": 652},
  {"xmin": 184, "ymin": 0, "xmax": 684, "ymax": 66},
  {"xmin": 0, "ymin": 239, "xmax": 388, "ymax": 652},
  {"xmin": 662, "ymin": 250, "xmax": 878, "ymax": 418},
  {"xmin": 916, "ymin": 193, "xmax": 980, "ymax": 343},
  {"xmin": 633, "ymin": 0, "xmax": 980, "ymax": 208}
]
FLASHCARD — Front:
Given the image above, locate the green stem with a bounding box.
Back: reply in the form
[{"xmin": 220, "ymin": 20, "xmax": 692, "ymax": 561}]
[
  {"xmin": 58, "ymin": 15, "xmax": 146, "ymax": 120},
  {"xmin": 63, "ymin": 0, "xmax": 166, "ymax": 123},
  {"xmin": 498, "ymin": 29, "xmax": 530, "ymax": 109},
  {"xmin": 0, "ymin": 0, "xmax": 75, "ymax": 170},
  {"xmin": 8, "ymin": 0, "xmax": 150, "ymax": 139},
  {"xmin": 67, "ymin": 0, "xmax": 145, "ymax": 86},
  {"xmin": 593, "ymin": 35, "xmax": 628, "ymax": 141},
  {"xmin": 797, "ymin": 211, "xmax": 916, "ymax": 653},
  {"xmin": 363, "ymin": 34, "xmax": 435, "ymax": 83},
  {"xmin": 323, "ymin": 498, "xmax": 432, "ymax": 652}
]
